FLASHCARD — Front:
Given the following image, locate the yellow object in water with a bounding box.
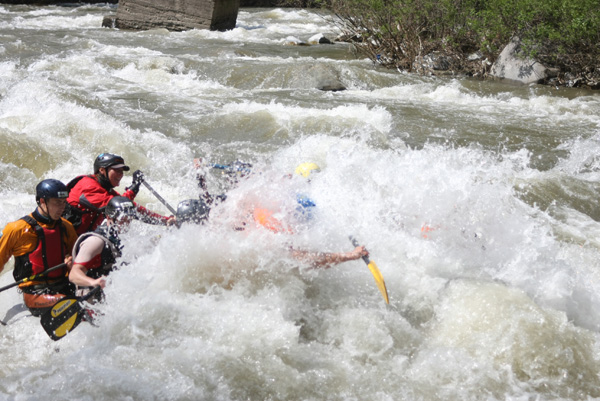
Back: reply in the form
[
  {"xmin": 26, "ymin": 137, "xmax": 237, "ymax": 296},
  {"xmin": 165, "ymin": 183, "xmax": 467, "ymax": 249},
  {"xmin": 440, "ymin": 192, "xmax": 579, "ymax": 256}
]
[{"xmin": 295, "ymin": 162, "xmax": 321, "ymax": 178}]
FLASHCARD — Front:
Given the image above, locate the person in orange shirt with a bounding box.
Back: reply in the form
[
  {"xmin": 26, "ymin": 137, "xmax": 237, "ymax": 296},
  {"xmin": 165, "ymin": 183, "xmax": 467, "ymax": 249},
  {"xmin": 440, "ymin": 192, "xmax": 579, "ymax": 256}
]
[{"xmin": 0, "ymin": 179, "xmax": 78, "ymax": 316}]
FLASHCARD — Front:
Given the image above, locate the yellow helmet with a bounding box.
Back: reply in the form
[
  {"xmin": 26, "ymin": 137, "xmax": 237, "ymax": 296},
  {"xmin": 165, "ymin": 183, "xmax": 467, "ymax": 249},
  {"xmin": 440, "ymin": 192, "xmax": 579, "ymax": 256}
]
[{"xmin": 294, "ymin": 162, "xmax": 321, "ymax": 178}]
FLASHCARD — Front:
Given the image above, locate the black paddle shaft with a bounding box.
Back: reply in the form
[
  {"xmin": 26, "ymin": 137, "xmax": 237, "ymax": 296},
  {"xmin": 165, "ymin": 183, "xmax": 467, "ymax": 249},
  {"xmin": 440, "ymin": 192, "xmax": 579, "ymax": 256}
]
[
  {"xmin": 141, "ymin": 180, "xmax": 177, "ymax": 215},
  {"xmin": 349, "ymin": 236, "xmax": 370, "ymax": 264},
  {"xmin": 0, "ymin": 263, "xmax": 67, "ymax": 293}
]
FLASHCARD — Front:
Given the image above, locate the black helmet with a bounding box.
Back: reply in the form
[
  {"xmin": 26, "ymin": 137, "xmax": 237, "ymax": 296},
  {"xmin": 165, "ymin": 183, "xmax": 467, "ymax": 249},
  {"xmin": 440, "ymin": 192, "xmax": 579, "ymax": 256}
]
[
  {"xmin": 176, "ymin": 199, "xmax": 210, "ymax": 225},
  {"xmin": 36, "ymin": 179, "xmax": 69, "ymax": 203},
  {"xmin": 105, "ymin": 196, "xmax": 137, "ymax": 220},
  {"xmin": 94, "ymin": 153, "xmax": 130, "ymax": 174}
]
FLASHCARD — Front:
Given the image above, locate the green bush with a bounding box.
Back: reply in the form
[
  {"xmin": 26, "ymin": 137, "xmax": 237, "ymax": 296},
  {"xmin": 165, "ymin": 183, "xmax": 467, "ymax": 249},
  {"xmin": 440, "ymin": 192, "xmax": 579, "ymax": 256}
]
[{"xmin": 328, "ymin": 0, "xmax": 600, "ymax": 77}]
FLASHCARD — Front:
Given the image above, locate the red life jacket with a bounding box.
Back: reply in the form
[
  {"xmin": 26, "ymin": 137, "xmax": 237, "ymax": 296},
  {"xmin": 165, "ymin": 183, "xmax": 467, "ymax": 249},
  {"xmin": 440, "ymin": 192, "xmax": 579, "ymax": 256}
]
[
  {"xmin": 66, "ymin": 175, "xmax": 119, "ymax": 235},
  {"xmin": 14, "ymin": 215, "xmax": 68, "ymax": 282},
  {"xmin": 65, "ymin": 174, "xmax": 170, "ymax": 232}
]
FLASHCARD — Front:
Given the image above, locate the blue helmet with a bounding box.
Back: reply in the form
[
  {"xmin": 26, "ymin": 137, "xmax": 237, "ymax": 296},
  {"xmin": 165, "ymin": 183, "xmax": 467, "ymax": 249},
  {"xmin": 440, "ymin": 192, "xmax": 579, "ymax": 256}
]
[{"xmin": 35, "ymin": 179, "xmax": 69, "ymax": 203}]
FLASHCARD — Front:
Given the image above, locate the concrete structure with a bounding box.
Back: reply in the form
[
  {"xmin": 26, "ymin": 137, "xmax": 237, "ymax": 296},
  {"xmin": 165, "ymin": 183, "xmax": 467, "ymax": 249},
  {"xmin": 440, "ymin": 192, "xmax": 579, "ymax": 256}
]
[{"xmin": 114, "ymin": 0, "xmax": 240, "ymax": 31}]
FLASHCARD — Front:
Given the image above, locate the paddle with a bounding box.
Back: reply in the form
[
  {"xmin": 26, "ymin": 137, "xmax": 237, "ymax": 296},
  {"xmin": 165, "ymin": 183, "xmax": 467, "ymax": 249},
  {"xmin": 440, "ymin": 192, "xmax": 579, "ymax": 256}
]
[
  {"xmin": 349, "ymin": 236, "xmax": 389, "ymax": 304},
  {"xmin": 78, "ymin": 194, "xmax": 104, "ymax": 214},
  {"xmin": 0, "ymin": 263, "xmax": 67, "ymax": 294},
  {"xmin": 40, "ymin": 286, "xmax": 102, "ymax": 341},
  {"xmin": 140, "ymin": 179, "xmax": 177, "ymax": 215}
]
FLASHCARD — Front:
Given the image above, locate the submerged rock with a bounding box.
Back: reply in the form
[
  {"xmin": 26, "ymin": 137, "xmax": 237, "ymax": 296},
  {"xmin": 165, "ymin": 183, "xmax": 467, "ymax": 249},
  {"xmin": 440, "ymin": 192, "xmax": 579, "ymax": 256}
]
[
  {"xmin": 308, "ymin": 64, "xmax": 346, "ymax": 91},
  {"xmin": 283, "ymin": 36, "xmax": 309, "ymax": 46}
]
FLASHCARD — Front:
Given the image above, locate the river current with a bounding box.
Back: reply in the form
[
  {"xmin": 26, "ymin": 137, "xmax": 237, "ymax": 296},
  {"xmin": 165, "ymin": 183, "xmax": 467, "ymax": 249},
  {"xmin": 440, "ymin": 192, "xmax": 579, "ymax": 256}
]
[{"xmin": 1, "ymin": 3, "xmax": 600, "ymax": 400}]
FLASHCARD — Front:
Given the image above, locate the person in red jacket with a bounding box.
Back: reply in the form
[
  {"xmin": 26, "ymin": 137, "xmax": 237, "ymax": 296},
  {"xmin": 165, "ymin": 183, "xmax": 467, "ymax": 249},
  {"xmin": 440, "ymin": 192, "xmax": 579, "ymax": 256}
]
[
  {"xmin": 0, "ymin": 179, "xmax": 78, "ymax": 316},
  {"xmin": 65, "ymin": 153, "xmax": 175, "ymax": 235}
]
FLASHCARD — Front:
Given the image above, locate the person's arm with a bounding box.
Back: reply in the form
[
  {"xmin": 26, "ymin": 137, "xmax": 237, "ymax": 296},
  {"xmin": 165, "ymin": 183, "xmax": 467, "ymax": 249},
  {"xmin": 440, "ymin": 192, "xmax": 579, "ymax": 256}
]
[
  {"xmin": 69, "ymin": 237, "xmax": 107, "ymax": 288},
  {"xmin": 0, "ymin": 221, "xmax": 29, "ymax": 274},
  {"xmin": 135, "ymin": 204, "xmax": 176, "ymax": 225},
  {"xmin": 0, "ymin": 225, "xmax": 16, "ymax": 274},
  {"xmin": 193, "ymin": 159, "xmax": 216, "ymax": 205},
  {"xmin": 290, "ymin": 245, "xmax": 368, "ymax": 269},
  {"xmin": 69, "ymin": 264, "xmax": 106, "ymax": 288}
]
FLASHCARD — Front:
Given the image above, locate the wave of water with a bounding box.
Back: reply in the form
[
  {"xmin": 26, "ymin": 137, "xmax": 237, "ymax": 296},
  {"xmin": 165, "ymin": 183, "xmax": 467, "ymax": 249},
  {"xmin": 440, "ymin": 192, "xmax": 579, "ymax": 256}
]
[{"xmin": 1, "ymin": 4, "xmax": 600, "ymax": 401}]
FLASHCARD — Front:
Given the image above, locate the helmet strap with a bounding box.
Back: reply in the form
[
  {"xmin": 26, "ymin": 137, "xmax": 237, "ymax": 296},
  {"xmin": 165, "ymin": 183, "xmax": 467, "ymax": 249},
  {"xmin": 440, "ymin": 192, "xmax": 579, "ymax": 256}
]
[
  {"xmin": 97, "ymin": 169, "xmax": 114, "ymax": 190},
  {"xmin": 36, "ymin": 199, "xmax": 55, "ymax": 223}
]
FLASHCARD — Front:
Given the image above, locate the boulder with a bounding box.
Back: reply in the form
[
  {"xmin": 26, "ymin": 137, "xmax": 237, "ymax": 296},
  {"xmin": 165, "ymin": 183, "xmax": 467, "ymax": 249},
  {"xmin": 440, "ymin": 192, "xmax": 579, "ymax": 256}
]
[
  {"xmin": 102, "ymin": 16, "xmax": 117, "ymax": 28},
  {"xmin": 114, "ymin": 0, "xmax": 240, "ymax": 32},
  {"xmin": 489, "ymin": 37, "xmax": 548, "ymax": 84},
  {"xmin": 307, "ymin": 33, "xmax": 333, "ymax": 45}
]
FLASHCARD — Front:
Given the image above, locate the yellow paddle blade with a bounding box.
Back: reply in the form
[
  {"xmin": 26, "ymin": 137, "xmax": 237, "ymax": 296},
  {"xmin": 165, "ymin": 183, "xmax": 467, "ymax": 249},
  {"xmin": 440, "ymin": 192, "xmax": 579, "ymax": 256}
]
[
  {"xmin": 367, "ymin": 260, "xmax": 389, "ymax": 304},
  {"xmin": 53, "ymin": 313, "xmax": 79, "ymax": 339},
  {"xmin": 51, "ymin": 299, "xmax": 76, "ymax": 317}
]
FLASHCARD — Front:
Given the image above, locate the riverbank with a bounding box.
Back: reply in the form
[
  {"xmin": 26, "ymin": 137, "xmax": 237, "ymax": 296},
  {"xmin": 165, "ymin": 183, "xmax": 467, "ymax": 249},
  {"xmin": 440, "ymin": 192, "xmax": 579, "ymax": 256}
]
[
  {"xmin": 407, "ymin": 47, "xmax": 600, "ymax": 90},
  {"xmin": 326, "ymin": 0, "xmax": 599, "ymax": 91},
  {"xmin": 335, "ymin": 34, "xmax": 599, "ymax": 91}
]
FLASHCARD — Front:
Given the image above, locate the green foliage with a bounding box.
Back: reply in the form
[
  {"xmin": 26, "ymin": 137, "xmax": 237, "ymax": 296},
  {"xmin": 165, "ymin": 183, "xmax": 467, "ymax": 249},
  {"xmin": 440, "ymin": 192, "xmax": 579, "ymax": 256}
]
[{"xmin": 328, "ymin": 0, "xmax": 600, "ymax": 77}]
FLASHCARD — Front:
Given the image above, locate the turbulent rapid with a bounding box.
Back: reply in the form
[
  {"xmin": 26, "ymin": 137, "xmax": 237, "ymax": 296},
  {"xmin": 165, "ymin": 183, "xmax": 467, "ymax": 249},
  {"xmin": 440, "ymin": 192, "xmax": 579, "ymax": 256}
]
[{"xmin": 1, "ymin": 3, "xmax": 600, "ymax": 400}]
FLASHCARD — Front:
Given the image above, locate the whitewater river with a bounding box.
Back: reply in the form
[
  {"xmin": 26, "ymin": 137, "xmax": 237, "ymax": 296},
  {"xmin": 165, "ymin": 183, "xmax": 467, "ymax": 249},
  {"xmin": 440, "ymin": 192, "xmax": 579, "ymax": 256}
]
[{"xmin": 1, "ymin": 3, "xmax": 600, "ymax": 400}]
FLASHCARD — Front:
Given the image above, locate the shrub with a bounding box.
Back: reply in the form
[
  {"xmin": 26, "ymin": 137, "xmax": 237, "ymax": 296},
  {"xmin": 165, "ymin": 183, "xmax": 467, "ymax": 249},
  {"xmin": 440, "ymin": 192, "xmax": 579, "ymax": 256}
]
[{"xmin": 328, "ymin": 0, "xmax": 600, "ymax": 80}]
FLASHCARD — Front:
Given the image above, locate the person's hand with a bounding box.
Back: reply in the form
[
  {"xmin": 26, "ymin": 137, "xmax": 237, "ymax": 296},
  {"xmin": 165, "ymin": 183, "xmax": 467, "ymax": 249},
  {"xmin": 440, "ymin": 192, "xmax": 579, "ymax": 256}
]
[
  {"xmin": 132, "ymin": 170, "xmax": 145, "ymax": 186},
  {"xmin": 127, "ymin": 170, "xmax": 144, "ymax": 195},
  {"xmin": 166, "ymin": 216, "xmax": 177, "ymax": 226},
  {"xmin": 351, "ymin": 246, "xmax": 368, "ymax": 260},
  {"xmin": 93, "ymin": 277, "xmax": 107, "ymax": 289},
  {"xmin": 64, "ymin": 255, "xmax": 73, "ymax": 270}
]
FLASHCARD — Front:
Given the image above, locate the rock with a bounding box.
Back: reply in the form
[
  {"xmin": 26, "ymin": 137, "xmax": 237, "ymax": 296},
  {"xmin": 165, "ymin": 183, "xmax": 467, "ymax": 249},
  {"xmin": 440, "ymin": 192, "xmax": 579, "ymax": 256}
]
[
  {"xmin": 489, "ymin": 37, "xmax": 548, "ymax": 84},
  {"xmin": 319, "ymin": 83, "xmax": 346, "ymax": 92},
  {"xmin": 114, "ymin": 0, "xmax": 240, "ymax": 32},
  {"xmin": 305, "ymin": 65, "xmax": 346, "ymax": 91},
  {"xmin": 468, "ymin": 51, "xmax": 483, "ymax": 61},
  {"xmin": 334, "ymin": 33, "xmax": 362, "ymax": 43},
  {"xmin": 412, "ymin": 52, "xmax": 453, "ymax": 74},
  {"xmin": 283, "ymin": 36, "xmax": 308, "ymax": 46},
  {"xmin": 102, "ymin": 16, "xmax": 117, "ymax": 28},
  {"xmin": 307, "ymin": 34, "xmax": 333, "ymax": 45}
]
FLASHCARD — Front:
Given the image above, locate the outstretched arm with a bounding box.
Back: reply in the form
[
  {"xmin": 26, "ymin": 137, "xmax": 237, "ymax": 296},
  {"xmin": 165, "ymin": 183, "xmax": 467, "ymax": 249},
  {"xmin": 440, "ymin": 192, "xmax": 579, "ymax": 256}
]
[
  {"xmin": 135, "ymin": 204, "xmax": 176, "ymax": 226},
  {"xmin": 290, "ymin": 245, "xmax": 368, "ymax": 269}
]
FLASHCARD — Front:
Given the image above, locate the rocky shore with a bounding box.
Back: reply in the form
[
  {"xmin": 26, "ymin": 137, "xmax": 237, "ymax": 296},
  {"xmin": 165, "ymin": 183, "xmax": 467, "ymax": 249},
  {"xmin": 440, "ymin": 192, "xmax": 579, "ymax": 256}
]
[{"xmin": 411, "ymin": 37, "xmax": 599, "ymax": 90}]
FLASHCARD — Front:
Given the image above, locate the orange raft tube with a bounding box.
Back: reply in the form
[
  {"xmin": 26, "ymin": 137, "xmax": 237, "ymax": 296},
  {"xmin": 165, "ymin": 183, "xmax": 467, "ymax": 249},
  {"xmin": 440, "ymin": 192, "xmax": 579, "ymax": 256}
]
[{"xmin": 253, "ymin": 208, "xmax": 293, "ymax": 234}]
